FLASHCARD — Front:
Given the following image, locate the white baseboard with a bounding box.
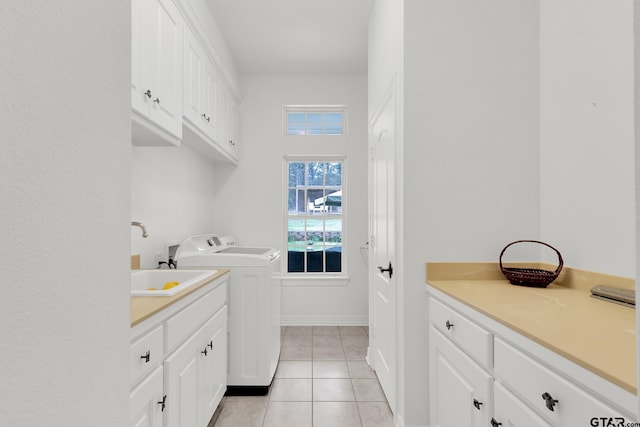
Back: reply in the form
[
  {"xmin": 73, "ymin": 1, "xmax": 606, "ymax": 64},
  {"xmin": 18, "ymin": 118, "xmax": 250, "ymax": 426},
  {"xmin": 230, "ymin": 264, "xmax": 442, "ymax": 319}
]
[{"xmin": 280, "ymin": 314, "xmax": 368, "ymax": 326}]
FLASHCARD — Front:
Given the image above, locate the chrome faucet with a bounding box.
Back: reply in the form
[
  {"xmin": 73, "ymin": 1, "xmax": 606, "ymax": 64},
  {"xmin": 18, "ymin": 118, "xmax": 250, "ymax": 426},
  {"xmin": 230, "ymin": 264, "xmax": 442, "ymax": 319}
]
[{"xmin": 131, "ymin": 221, "xmax": 148, "ymax": 238}]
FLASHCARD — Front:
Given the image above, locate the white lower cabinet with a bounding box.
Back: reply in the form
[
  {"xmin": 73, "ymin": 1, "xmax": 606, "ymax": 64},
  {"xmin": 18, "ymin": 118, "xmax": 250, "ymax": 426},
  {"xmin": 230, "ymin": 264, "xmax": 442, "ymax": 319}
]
[
  {"xmin": 494, "ymin": 381, "xmax": 551, "ymax": 427},
  {"xmin": 429, "ymin": 326, "xmax": 492, "ymax": 427},
  {"xmin": 164, "ymin": 307, "xmax": 227, "ymax": 427},
  {"xmin": 130, "ymin": 277, "xmax": 228, "ymax": 427},
  {"xmin": 427, "ymin": 291, "xmax": 635, "ymax": 427},
  {"xmin": 130, "ymin": 366, "xmax": 164, "ymax": 427}
]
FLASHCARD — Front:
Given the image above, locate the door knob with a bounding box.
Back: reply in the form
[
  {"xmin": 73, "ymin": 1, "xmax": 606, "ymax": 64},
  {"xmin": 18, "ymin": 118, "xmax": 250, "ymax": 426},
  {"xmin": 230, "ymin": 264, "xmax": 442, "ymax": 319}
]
[{"xmin": 377, "ymin": 262, "xmax": 393, "ymax": 278}]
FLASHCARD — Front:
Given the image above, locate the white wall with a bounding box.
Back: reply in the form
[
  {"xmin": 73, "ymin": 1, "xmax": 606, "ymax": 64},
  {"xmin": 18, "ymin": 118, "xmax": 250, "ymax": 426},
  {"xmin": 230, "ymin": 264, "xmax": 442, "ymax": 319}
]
[
  {"xmin": 210, "ymin": 75, "xmax": 370, "ymax": 325},
  {"xmin": 406, "ymin": 1, "xmax": 540, "ymax": 424},
  {"xmin": 0, "ymin": 1, "xmax": 131, "ymax": 425},
  {"xmin": 370, "ymin": 0, "xmax": 541, "ymax": 424},
  {"xmin": 540, "ymin": 0, "xmax": 636, "ymax": 277},
  {"xmin": 131, "ymin": 145, "xmax": 218, "ymax": 266}
]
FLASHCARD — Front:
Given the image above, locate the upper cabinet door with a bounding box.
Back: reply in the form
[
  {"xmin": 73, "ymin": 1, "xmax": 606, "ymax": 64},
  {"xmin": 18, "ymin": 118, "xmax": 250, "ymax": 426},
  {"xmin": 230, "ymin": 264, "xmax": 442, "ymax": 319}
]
[
  {"xmin": 182, "ymin": 26, "xmax": 204, "ymax": 130},
  {"xmin": 131, "ymin": 0, "xmax": 151, "ymax": 117},
  {"xmin": 150, "ymin": 0, "xmax": 183, "ymax": 138},
  {"xmin": 183, "ymin": 26, "xmax": 219, "ymax": 140},
  {"xmin": 201, "ymin": 59, "xmax": 219, "ymax": 140},
  {"xmin": 131, "ymin": 0, "xmax": 183, "ymax": 145}
]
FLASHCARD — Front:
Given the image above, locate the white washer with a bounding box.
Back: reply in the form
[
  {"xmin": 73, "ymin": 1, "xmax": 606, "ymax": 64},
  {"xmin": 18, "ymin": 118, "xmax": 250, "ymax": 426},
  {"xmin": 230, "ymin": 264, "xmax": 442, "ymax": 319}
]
[{"xmin": 174, "ymin": 234, "xmax": 281, "ymax": 394}]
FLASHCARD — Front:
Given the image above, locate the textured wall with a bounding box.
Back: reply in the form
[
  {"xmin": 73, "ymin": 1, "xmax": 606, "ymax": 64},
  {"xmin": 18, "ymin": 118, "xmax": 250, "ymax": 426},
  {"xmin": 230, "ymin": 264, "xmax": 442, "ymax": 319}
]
[{"xmin": 0, "ymin": 1, "xmax": 131, "ymax": 425}]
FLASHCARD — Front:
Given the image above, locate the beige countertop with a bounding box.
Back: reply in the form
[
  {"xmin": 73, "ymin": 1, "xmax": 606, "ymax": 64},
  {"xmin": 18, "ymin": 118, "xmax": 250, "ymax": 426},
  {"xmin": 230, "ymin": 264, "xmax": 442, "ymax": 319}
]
[
  {"xmin": 130, "ymin": 268, "xmax": 229, "ymax": 327},
  {"xmin": 426, "ymin": 262, "xmax": 637, "ymax": 394}
]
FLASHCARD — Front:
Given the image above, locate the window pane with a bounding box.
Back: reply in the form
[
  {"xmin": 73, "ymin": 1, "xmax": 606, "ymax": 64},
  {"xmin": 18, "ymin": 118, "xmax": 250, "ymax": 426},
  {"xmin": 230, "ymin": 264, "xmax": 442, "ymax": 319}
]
[
  {"xmin": 325, "ymin": 219, "xmax": 342, "ymax": 246},
  {"xmin": 307, "ymin": 189, "xmax": 325, "ymax": 214},
  {"xmin": 288, "ymin": 124, "xmax": 305, "ymax": 135},
  {"xmin": 325, "ymin": 113, "xmax": 342, "ymax": 122},
  {"xmin": 289, "ymin": 162, "xmax": 305, "ymax": 187},
  {"xmin": 288, "ymin": 113, "xmax": 305, "ymax": 123},
  {"xmin": 325, "ymin": 126, "xmax": 343, "ymax": 135},
  {"xmin": 306, "ymin": 126, "xmax": 324, "ymax": 135},
  {"xmin": 287, "ymin": 219, "xmax": 305, "ymax": 273},
  {"xmin": 284, "ymin": 107, "xmax": 346, "ymax": 136},
  {"xmin": 325, "ymin": 163, "xmax": 342, "ymax": 186},
  {"xmin": 307, "ymin": 113, "xmax": 323, "ymax": 123},
  {"xmin": 288, "ymin": 189, "xmax": 306, "ymax": 214},
  {"xmin": 307, "ymin": 162, "xmax": 324, "ymax": 186}
]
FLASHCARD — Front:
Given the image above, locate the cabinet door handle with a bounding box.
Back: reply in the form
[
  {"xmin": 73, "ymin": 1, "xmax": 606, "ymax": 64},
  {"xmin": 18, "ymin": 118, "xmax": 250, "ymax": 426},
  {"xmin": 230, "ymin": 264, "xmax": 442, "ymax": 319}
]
[
  {"xmin": 201, "ymin": 347, "xmax": 208, "ymax": 357},
  {"xmin": 140, "ymin": 350, "xmax": 150, "ymax": 363},
  {"xmin": 472, "ymin": 399, "xmax": 483, "ymax": 410},
  {"xmin": 208, "ymin": 340, "xmax": 213, "ymax": 350},
  {"xmin": 490, "ymin": 418, "xmax": 502, "ymax": 427},
  {"xmin": 542, "ymin": 392, "xmax": 558, "ymax": 411},
  {"xmin": 157, "ymin": 395, "xmax": 167, "ymax": 412},
  {"xmin": 153, "ymin": 97, "xmax": 160, "ymax": 104},
  {"xmin": 144, "ymin": 89, "xmax": 152, "ymax": 98},
  {"xmin": 377, "ymin": 262, "xmax": 393, "ymax": 278},
  {"xmin": 445, "ymin": 320, "xmax": 454, "ymax": 330}
]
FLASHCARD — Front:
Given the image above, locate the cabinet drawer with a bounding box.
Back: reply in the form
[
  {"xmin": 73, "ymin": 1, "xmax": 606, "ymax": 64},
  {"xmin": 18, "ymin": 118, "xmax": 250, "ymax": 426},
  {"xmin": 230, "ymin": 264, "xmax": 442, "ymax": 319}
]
[
  {"xmin": 166, "ymin": 283, "xmax": 226, "ymax": 353},
  {"xmin": 429, "ymin": 297, "xmax": 492, "ymax": 367},
  {"xmin": 130, "ymin": 325, "xmax": 163, "ymax": 387},
  {"xmin": 494, "ymin": 337, "xmax": 627, "ymax": 426}
]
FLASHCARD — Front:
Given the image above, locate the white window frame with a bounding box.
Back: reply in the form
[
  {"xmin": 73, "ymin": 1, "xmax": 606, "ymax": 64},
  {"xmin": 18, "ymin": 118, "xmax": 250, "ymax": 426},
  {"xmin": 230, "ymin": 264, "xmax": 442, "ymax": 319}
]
[
  {"xmin": 283, "ymin": 105, "xmax": 348, "ymax": 136},
  {"xmin": 283, "ymin": 155, "xmax": 347, "ymax": 281}
]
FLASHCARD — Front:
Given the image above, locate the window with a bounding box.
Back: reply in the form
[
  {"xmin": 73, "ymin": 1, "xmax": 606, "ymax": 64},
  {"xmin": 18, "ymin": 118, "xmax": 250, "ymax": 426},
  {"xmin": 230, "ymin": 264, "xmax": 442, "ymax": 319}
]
[
  {"xmin": 284, "ymin": 106, "xmax": 346, "ymax": 136},
  {"xmin": 286, "ymin": 159, "xmax": 344, "ymax": 274}
]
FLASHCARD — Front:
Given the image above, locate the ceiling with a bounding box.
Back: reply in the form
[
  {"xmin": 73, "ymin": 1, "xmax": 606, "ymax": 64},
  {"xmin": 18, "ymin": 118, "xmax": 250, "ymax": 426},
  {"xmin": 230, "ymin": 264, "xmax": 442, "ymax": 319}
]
[{"xmin": 205, "ymin": 0, "xmax": 374, "ymax": 75}]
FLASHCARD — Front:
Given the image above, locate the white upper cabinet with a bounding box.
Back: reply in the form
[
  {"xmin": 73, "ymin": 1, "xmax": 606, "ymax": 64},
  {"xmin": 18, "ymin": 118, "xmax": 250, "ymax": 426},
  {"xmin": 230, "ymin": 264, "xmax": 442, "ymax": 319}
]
[
  {"xmin": 132, "ymin": 0, "xmax": 183, "ymax": 146},
  {"xmin": 219, "ymin": 86, "xmax": 239, "ymax": 161},
  {"xmin": 182, "ymin": 25, "xmax": 239, "ymax": 164},
  {"xmin": 183, "ymin": 26, "xmax": 218, "ymax": 139}
]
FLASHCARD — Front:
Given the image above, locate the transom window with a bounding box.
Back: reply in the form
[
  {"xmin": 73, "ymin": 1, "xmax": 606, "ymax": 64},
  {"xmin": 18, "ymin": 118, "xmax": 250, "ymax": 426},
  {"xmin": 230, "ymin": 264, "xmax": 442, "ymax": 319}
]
[
  {"xmin": 286, "ymin": 159, "xmax": 344, "ymax": 274},
  {"xmin": 283, "ymin": 106, "xmax": 346, "ymax": 136}
]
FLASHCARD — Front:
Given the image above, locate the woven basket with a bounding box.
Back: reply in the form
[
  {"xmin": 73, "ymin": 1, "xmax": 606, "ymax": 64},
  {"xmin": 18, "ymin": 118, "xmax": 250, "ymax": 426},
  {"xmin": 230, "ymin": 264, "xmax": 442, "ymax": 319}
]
[{"xmin": 499, "ymin": 240, "xmax": 563, "ymax": 288}]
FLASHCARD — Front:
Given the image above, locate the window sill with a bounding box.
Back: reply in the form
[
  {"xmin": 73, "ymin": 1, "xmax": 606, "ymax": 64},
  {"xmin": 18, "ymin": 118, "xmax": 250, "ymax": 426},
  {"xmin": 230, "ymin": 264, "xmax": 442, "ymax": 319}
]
[{"xmin": 281, "ymin": 275, "xmax": 351, "ymax": 286}]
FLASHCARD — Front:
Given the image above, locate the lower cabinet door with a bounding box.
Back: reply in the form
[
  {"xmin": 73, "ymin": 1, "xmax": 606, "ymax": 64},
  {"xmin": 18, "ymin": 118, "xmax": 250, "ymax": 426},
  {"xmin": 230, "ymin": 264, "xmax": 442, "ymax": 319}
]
[
  {"xmin": 130, "ymin": 366, "xmax": 164, "ymax": 427},
  {"xmin": 429, "ymin": 326, "xmax": 492, "ymax": 427},
  {"xmin": 201, "ymin": 307, "xmax": 228, "ymax": 424},
  {"xmin": 494, "ymin": 381, "xmax": 552, "ymax": 427},
  {"xmin": 164, "ymin": 327, "xmax": 203, "ymax": 427}
]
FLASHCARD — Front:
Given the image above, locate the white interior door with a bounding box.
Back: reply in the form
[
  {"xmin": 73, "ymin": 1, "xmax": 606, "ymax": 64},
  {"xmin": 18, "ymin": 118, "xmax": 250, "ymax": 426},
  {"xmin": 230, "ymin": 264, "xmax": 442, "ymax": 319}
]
[{"xmin": 369, "ymin": 79, "xmax": 396, "ymax": 413}]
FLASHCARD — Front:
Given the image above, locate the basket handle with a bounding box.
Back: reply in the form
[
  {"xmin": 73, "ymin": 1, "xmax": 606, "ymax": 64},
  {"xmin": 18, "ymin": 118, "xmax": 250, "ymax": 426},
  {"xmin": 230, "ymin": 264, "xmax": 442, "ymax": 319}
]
[{"xmin": 499, "ymin": 240, "xmax": 563, "ymax": 274}]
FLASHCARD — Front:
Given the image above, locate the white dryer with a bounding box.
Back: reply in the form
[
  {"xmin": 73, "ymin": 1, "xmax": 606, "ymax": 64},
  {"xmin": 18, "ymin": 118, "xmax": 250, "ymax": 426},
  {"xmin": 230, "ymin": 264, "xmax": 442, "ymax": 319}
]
[{"xmin": 174, "ymin": 234, "xmax": 281, "ymax": 394}]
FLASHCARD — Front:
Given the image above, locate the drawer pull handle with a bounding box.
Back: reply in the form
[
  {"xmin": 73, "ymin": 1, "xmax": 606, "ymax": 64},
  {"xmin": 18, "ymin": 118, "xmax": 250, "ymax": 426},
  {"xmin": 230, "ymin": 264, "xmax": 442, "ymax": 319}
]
[
  {"xmin": 542, "ymin": 392, "xmax": 558, "ymax": 411},
  {"xmin": 144, "ymin": 89, "xmax": 152, "ymax": 98},
  {"xmin": 445, "ymin": 320, "xmax": 454, "ymax": 330},
  {"xmin": 208, "ymin": 340, "xmax": 213, "ymax": 350},
  {"xmin": 157, "ymin": 395, "xmax": 167, "ymax": 412},
  {"xmin": 472, "ymin": 399, "xmax": 483, "ymax": 410},
  {"xmin": 140, "ymin": 350, "xmax": 151, "ymax": 363},
  {"xmin": 201, "ymin": 347, "xmax": 208, "ymax": 357},
  {"xmin": 490, "ymin": 418, "xmax": 502, "ymax": 427}
]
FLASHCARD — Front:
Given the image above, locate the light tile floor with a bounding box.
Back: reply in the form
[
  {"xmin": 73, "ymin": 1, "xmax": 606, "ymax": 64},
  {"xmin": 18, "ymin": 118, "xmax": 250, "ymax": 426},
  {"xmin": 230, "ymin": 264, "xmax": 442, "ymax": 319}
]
[{"xmin": 211, "ymin": 326, "xmax": 394, "ymax": 427}]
